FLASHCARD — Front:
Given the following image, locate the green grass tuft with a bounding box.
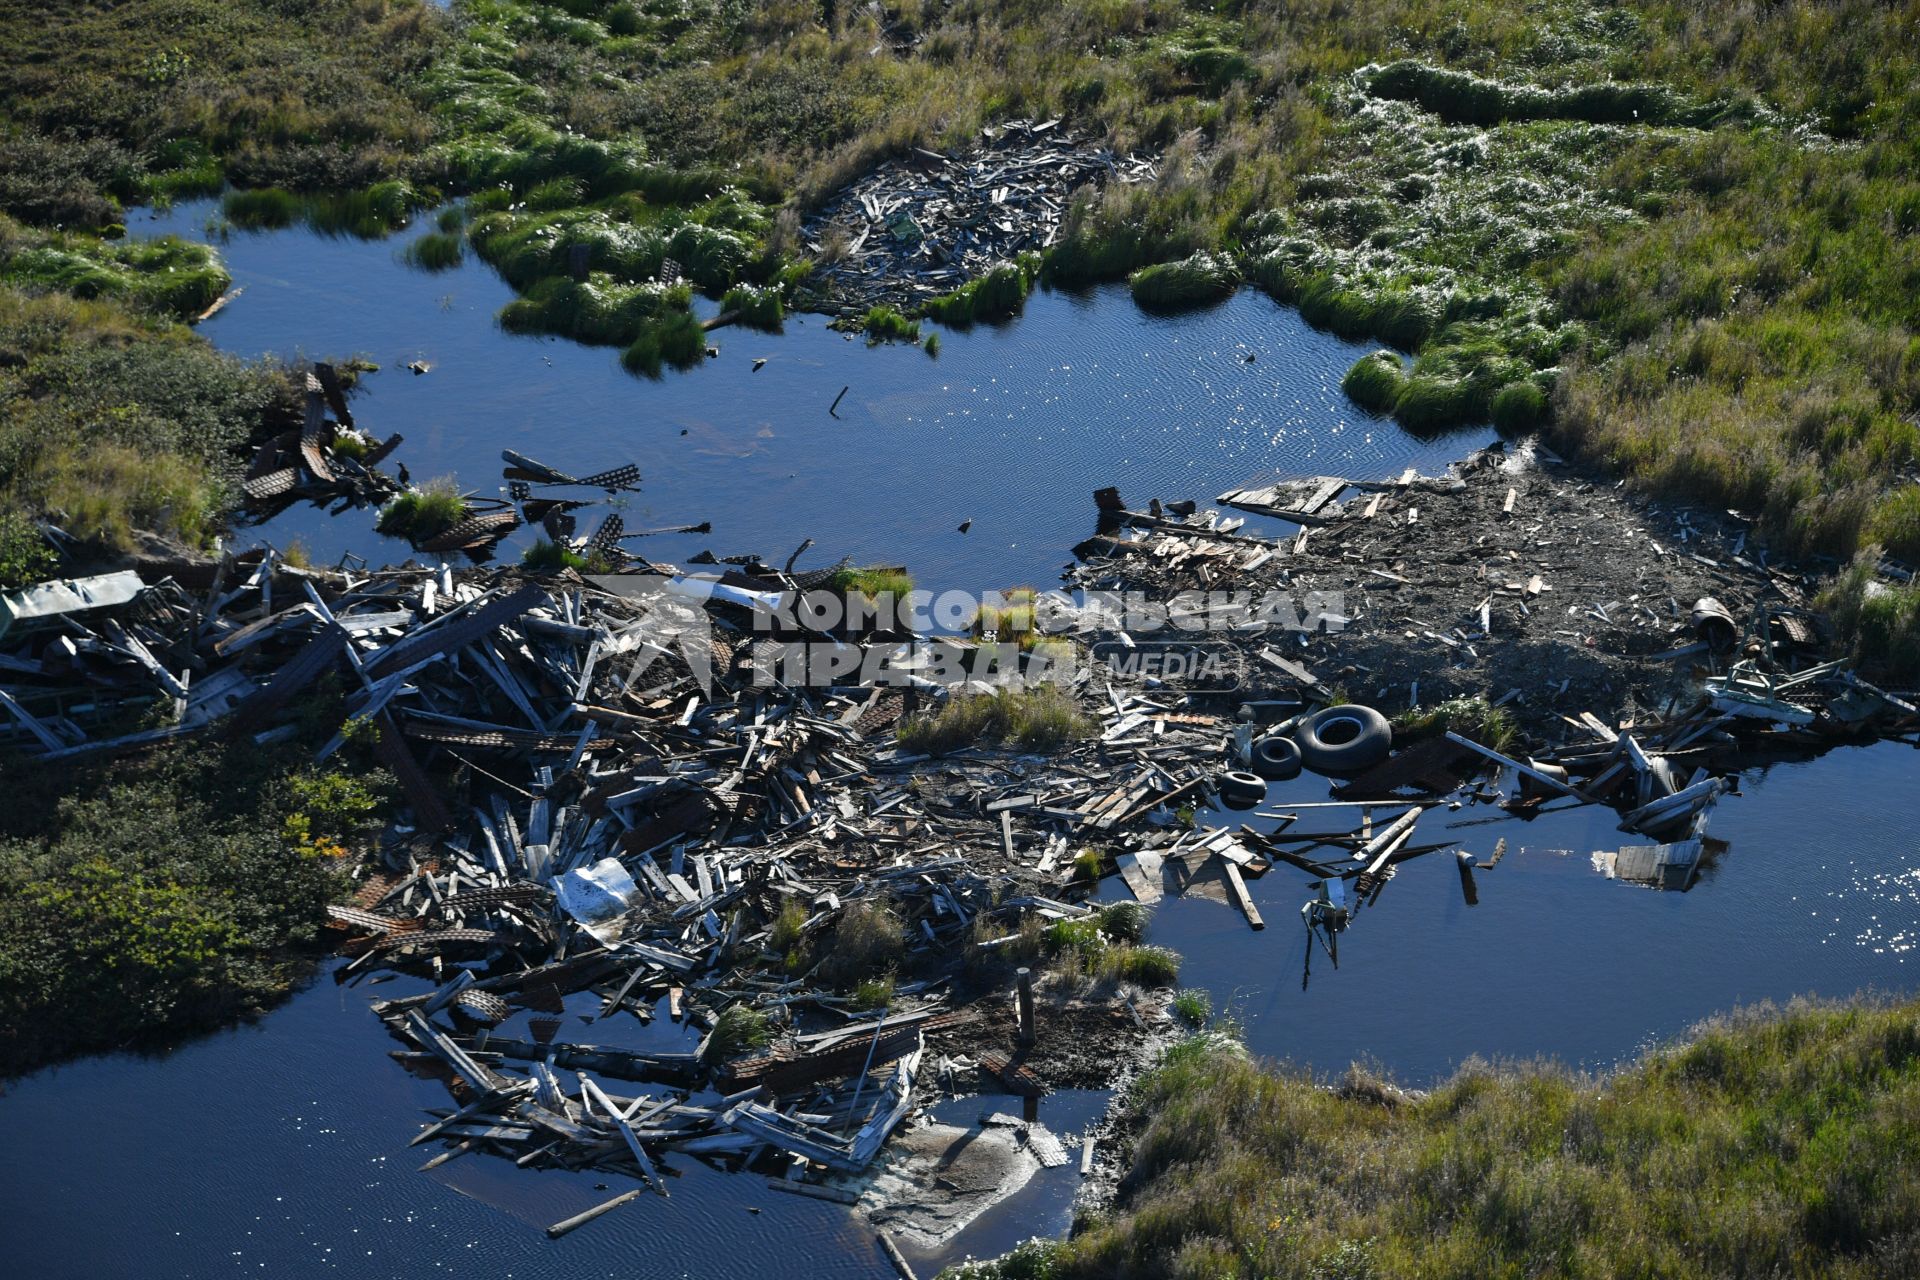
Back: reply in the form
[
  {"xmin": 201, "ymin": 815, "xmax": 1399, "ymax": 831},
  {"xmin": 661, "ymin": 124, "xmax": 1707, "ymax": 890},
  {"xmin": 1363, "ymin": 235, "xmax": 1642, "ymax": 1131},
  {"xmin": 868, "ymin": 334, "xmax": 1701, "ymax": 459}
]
[
  {"xmin": 897, "ymin": 685, "xmax": 1094, "ymax": 756},
  {"xmin": 374, "ymin": 479, "xmax": 469, "ymax": 545},
  {"xmin": 620, "ymin": 308, "xmax": 707, "ymax": 377},
  {"xmin": 520, "ymin": 538, "xmax": 585, "ymax": 574},
  {"xmin": 1396, "ymin": 696, "xmax": 1517, "ymax": 751},
  {"xmin": 705, "ymin": 1005, "xmax": 772, "ymax": 1061},
  {"xmin": 1170, "ymin": 988, "xmax": 1212, "ymax": 1026},
  {"xmin": 1341, "ymin": 350, "xmax": 1406, "ymax": 415},
  {"xmin": 1490, "ymin": 379, "xmax": 1550, "ymax": 431},
  {"xmin": 403, "ymin": 231, "xmax": 463, "ymax": 272},
  {"xmin": 222, "ymin": 188, "xmax": 301, "ymax": 230},
  {"xmin": 828, "ymin": 564, "xmax": 914, "ymax": 602},
  {"xmin": 1128, "ymin": 252, "xmax": 1241, "ymax": 312},
  {"xmin": 922, "ymin": 256, "xmax": 1040, "ymax": 328},
  {"xmin": 720, "ymin": 283, "xmax": 783, "ymax": 330},
  {"xmin": 821, "ymin": 900, "xmax": 903, "ymax": 985},
  {"xmin": 861, "ymin": 305, "xmax": 920, "ymax": 342}
]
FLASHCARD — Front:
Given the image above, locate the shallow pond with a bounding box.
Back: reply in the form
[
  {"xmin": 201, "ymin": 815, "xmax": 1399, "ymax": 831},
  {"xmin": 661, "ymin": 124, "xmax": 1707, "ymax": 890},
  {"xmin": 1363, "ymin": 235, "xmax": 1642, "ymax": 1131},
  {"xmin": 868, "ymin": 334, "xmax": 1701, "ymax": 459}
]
[
  {"xmin": 4, "ymin": 204, "xmax": 1917, "ymax": 1278},
  {"xmin": 140, "ymin": 199, "xmax": 1474, "ymax": 592}
]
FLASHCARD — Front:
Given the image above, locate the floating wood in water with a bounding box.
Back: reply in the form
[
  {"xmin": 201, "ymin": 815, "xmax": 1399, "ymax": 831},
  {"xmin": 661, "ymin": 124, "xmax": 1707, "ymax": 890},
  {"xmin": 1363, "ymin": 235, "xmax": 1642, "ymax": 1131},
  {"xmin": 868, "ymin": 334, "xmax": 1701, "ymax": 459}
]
[
  {"xmin": 1220, "ymin": 857, "xmax": 1264, "ymax": 930},
  {"xmin": 545, "ymin": 1188, "xmax": 644, "ymax": 1239},
  {"xmin": 877, "ymin": 1231, "xmax": 918, "ymax": 1280},
  {"xmin": 1217, "ymin": 475, "xmax": 1347, "ymax": 525},
  {"xmin": 1597, "ymin": 839, "xmax": 1703, "ymax": 890},
  {"xmin": 766, "ymin": 1178, "xmax": 860, "ymax": 1205},
  {"xmin": 191, "ymin": 285, "xmax": 243, "ymax": 323}
]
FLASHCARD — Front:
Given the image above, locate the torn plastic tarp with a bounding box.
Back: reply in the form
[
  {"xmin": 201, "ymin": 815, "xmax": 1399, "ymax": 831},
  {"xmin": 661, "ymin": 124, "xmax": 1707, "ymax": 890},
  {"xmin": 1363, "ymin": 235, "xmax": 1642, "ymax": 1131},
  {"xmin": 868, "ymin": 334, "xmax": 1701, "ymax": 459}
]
[{"xmin": 557, "ymin": 857, "xmax": 638, "ymax": 942}]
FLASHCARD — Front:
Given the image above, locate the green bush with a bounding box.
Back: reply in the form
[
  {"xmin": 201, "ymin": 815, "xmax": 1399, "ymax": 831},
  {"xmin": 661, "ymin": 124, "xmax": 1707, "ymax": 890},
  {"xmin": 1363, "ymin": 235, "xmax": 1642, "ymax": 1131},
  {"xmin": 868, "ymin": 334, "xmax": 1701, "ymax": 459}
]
[
  {"xmin": 0, "ymin": 510, "xmax": 55, "ymax": 589},
  {"xmin": 0, "ymin": 740, "xmax": 380, "ymax": 1074},
  {"xmin": 1820, "ymin": 552, "xmax": 1920, "ymax": 679}
]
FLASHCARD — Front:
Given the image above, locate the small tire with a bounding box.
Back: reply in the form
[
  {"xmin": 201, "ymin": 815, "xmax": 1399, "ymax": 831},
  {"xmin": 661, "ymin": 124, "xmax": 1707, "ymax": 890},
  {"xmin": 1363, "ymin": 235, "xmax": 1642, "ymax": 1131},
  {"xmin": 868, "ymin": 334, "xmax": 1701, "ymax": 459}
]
[
  {"xmin": 1249, "ymin": 734, "xmax": 1303, "ymax": 782},
  {"xmin": 1294, "ymin": 704, "xmax": 1392, "ymax": 774},
  {"xmin": 1217, "ymin": 769, "xmax": 1267, "ymax": 808}
]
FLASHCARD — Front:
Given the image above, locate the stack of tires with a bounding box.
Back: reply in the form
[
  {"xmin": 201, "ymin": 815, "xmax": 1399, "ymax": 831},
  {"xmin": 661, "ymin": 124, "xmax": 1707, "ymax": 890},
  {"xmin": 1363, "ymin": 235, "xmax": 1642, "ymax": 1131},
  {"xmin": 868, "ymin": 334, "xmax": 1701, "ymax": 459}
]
[{"xmin": 1218, "ymin": 704, "xmax": 1393, "ymax": 808}]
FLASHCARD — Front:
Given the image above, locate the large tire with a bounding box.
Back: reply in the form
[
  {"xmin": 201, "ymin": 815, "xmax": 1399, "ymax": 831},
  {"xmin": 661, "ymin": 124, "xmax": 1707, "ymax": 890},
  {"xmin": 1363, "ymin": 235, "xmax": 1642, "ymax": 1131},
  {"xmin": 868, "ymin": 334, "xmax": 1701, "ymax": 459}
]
[
  {"xmin": 1217, "ymin": 769, "xmax": 1267, "ymax": 808},
  {"xmin": 1294, "ymin": 704, "xmax": 1392, "ymax": 774},
  {"xmin": 1249, "ymin": 734, "xmax": 1303, "ymax": 781}
]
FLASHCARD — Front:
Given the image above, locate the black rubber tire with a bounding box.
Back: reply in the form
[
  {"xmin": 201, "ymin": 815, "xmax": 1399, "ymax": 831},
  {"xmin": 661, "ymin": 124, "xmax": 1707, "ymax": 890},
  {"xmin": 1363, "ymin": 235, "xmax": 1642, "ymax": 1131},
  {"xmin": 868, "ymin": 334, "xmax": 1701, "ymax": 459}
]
[
  {"xmin": 1248, "ymin": 734, "xmax": 1303, "ymax": 781},
  {"xmin": 1217, "ymin": 769, "xmax": 1267, "ymax": 808},
  {"xmin": 1294, "ymin": 704, "xmax": 1393, "ymax": 774}
]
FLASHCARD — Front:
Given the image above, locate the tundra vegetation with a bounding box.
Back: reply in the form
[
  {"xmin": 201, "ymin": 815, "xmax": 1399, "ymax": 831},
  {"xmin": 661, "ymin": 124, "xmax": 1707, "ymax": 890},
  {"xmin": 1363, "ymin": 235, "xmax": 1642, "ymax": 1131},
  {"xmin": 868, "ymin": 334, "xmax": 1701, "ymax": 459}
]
[
  {"xmin": 3, "ymin": 0, "xmax": 1918, "ymax": 573},
  {"xmin": 946, "ymin": 998, "xmax": 1920, "ymax": 1279},
  {"xmin": 0, "ymin": 733, "xmax": 392, "ymax": 1075}
]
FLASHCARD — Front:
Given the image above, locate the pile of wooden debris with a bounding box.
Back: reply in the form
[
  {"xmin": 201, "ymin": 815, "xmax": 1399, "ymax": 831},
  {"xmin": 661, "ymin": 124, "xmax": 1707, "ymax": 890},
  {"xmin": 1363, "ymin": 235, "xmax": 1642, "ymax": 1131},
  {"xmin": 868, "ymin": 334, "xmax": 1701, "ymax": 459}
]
[{"xmin": 802, "ymin": 119, "xmax": 1158, "ymax": 313}]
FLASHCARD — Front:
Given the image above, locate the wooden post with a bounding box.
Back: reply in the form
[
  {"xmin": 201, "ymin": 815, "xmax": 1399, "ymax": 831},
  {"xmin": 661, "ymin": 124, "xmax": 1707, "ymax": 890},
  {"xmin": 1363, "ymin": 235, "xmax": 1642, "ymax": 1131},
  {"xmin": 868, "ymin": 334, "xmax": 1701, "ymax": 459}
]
[
  {"xmin": 1455, "ymin": 849, "xmax": 1479, "ymax": 906},
  {"xmin": 1016, "ymin": 968, "xmax": 1035, "ymax": 1046}
]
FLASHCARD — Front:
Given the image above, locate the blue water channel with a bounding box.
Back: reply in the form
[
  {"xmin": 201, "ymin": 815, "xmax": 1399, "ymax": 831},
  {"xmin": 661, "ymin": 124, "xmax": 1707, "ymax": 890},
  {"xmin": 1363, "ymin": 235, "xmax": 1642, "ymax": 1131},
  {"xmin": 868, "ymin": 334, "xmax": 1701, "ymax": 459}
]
[{"xmin": 3, "ymin": 202, "xmax": 1918, "ymax": 1278}]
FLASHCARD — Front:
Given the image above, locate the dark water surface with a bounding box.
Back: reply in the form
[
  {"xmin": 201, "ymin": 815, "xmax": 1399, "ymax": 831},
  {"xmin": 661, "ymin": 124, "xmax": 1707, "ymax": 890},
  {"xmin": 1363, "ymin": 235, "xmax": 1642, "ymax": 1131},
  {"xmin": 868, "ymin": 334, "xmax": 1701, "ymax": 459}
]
[
  {"xmin": 138, "ymin": 200, "xmax": 1474, "ymax": 592},
  {"xmin": 4, "ymin": 206, "xmax": 1918, "ymax": 1278}
]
